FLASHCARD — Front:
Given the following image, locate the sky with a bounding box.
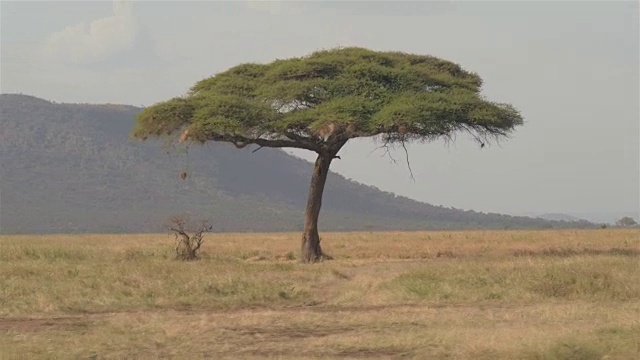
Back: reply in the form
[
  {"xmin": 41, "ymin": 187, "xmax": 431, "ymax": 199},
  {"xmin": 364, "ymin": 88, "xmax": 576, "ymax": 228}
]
[{"xmin": 1, "ymin": 0, "xmax": 638, "ymax": 222}]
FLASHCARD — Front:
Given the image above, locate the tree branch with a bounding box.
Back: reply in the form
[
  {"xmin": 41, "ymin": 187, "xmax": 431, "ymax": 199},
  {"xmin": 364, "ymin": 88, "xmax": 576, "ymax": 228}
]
[
  {"xmin": 369, "ymin": 136, "xmax": 414, "ymax": 182},
  {"xmin": 400, "ymin": 137, "xmax": 415, "ymax": 183},
  {"xmin": 283, "ymin": 129, "xmax": 315, "ymax": 143},
  {"xmin": 207, "ymin": 133, "xmax": 321, "ymax": 152},
  {"xmin": 369, "ymin": 140, "xmax": 397, "ymax": 164}
]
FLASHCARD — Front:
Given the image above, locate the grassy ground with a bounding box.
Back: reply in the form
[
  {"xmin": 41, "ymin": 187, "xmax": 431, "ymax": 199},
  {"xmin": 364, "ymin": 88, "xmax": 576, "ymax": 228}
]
[{"xmin": 0, "ymin": 229, "xmax": 639, "ymax": 359}]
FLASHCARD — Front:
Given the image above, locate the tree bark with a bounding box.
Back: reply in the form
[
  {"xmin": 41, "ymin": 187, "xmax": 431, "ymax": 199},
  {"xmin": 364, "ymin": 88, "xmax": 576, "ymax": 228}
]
[{"xmin": 300, "ymin": 152, "xmax": 335, "ymax": 263}]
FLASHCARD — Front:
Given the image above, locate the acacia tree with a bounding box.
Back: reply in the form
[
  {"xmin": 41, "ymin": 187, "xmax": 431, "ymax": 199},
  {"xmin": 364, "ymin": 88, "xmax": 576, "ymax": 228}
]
[
  {"xmin": 131, "ymin": 47, "xmax": 523, "ymax": 263},
  {"xmin": 616, "ymin": 216, "xmax": 638, "ymax": 227}
]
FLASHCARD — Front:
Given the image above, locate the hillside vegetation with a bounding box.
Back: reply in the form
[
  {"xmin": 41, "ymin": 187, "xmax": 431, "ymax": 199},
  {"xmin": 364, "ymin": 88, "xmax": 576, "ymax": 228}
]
[{"xmin": 0, "ymin": 94, "xmax": 593, "ymax": 233}]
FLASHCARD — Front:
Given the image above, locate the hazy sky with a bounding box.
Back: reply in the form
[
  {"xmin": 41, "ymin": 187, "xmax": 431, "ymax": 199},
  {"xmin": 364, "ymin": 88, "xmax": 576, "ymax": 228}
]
[{"xmin": 1, "ymin": 1, "xmax": 638, "ymax": 220}]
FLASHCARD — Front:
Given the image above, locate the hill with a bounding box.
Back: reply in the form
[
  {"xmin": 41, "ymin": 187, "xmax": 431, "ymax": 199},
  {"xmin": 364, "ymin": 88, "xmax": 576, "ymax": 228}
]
[
  {"xmin": 0, "ymin": 94, "xmax": 593, "ymax": 234},
  {"xmin": 536, "ymin": 213, "xmax": 585, "ymax": 222}
]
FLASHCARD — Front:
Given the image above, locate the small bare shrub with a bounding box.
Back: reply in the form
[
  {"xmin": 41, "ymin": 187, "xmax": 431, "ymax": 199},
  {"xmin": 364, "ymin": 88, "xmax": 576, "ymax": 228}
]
[{"xmin": 168, "ymin": 215, "xmax": 212, "ymax": 261}]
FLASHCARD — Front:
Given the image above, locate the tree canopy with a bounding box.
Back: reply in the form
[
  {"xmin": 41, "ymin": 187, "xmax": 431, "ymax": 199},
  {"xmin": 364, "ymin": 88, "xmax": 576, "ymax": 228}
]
[
  {"xmin": 132, "ymin": 47, "xmax": 523, "ymax": 152},
  {"xmin": 616, "ymin": 216, "xmax": 638, "ymax": 227}
]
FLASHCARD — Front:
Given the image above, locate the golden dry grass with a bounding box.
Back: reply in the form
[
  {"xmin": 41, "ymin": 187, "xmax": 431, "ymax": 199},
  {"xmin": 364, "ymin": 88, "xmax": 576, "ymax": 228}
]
[{"xmin": 0, "ymin": 229, "xmax": 639, "ymax": 359}]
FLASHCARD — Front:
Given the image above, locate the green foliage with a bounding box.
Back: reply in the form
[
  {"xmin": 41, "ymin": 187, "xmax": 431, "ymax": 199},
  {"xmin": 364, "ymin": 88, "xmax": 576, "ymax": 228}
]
[{"xmin": 132, "ymin": 47, "xmax": 523, "ymax": 151}]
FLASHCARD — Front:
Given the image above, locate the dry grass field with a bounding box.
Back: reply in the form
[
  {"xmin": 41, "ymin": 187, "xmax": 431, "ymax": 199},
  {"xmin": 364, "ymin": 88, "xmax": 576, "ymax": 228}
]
[{"xmin": 1, "ymin": 229, "xmax": 639, "ymax": 359}]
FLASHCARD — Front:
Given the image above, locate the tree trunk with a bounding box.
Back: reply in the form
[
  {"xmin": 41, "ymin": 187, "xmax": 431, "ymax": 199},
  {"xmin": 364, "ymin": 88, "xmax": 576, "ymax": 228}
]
[{"xmin": 301, "ymin": 152, "xmax": 335, "ymax": 263}]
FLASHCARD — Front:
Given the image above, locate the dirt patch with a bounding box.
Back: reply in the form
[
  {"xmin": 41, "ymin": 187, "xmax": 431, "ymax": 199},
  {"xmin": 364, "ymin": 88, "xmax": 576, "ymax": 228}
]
[
  {"xmin": 223, "ymin": 324, "xmax": 356, "ymax": 340},
  {"xmin": 217, "ymin": 346, "xmax": 409, "ymax": 359},
  {"xmin": 0, "ymin": 316, "xmax": 92, "ymax": 333},
  {"xmin": 334, "ymin": 347, "xmax": 409, "ymax": 358},
  {"xmin": 436, "ymin": 250, "xmax": 457, "ymax": 258},
  {"xmin": 512, "ymin": 247, "xmax": 640, "ymax": 258}
]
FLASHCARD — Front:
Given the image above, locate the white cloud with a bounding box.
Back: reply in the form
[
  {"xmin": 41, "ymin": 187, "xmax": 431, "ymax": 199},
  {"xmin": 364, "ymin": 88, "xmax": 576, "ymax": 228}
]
[{"xmin": 43, "ymin": 0, "xmax": 137, "ymax": 64}]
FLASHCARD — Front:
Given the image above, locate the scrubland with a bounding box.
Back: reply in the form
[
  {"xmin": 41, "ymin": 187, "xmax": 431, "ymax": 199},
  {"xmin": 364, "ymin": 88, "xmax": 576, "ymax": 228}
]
[{"xmin": 1, "ymin": 229, "xmax": 639, "ymax": 359}]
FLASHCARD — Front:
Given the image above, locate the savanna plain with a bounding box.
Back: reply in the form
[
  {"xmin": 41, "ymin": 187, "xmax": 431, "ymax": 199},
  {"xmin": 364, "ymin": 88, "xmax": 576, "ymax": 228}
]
[{"xmin": 1, "ymin": 229, "xmax": 639, "ymax": 359}]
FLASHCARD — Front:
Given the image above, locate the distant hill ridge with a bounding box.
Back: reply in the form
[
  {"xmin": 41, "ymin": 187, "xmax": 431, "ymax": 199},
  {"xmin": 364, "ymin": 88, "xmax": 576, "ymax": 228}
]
[
  {"xmin": 0, "ymin": 94, "xmax": 594, "ymax": 234},
  {"xmin": 536, "ymin": 213, "xmax": 585, "ymax": 222}
]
